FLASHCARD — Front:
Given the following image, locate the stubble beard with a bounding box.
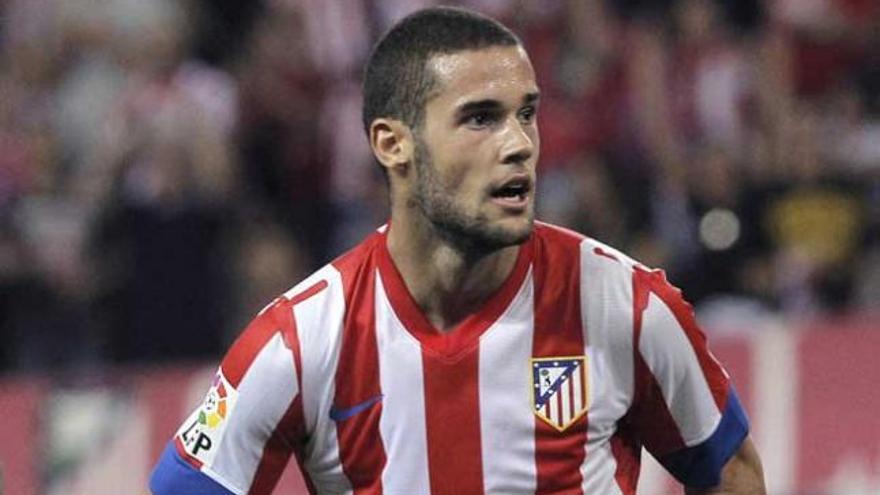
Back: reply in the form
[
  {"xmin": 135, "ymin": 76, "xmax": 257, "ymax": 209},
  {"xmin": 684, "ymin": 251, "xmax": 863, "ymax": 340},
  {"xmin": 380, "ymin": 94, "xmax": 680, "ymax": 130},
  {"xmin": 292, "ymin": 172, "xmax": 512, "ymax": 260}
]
[{"xmin": 412, "ymin": 136, "xmax": 533, "ymax": 256}]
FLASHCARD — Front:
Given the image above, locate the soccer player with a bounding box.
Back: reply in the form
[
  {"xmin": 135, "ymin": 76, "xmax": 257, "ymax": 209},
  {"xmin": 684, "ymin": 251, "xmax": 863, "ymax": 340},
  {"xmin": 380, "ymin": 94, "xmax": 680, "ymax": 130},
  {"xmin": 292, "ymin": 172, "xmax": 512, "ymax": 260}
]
[{"xmin": 150, "ymin": 6, "xmax": 765, "ymax": 495}]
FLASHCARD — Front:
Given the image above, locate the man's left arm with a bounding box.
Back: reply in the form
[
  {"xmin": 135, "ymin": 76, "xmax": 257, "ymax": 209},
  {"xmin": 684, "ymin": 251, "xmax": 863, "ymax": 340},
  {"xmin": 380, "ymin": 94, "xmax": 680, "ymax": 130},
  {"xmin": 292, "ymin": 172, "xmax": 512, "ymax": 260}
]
[
  {"xmin": 686, "ymin": 437, "xmax": 766, "ymax": 495},
  {"xmin": 630, "ymin": 268, "xmax": 766, "ymax": 493}
]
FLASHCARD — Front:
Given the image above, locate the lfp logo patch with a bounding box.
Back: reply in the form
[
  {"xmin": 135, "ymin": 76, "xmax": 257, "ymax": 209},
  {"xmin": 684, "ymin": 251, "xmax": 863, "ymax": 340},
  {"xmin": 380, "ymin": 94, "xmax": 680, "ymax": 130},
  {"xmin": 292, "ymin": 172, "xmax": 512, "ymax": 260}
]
[
  {"xmin": 175, "ymin": 369, "xmax": 239, "ymax": 466},
  {"xmin": 199, "ymin": 374, "xmax": 229, "ymax": 428},
  {"xmin": 531, "ymin": 356, "xmax": 589, "ymax": 431}
]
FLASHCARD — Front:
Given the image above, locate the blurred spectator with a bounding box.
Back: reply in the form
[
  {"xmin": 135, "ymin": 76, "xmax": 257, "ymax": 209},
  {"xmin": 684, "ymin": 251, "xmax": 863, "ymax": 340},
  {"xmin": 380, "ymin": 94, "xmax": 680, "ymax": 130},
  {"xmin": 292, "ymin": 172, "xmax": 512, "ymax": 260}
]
[
  {"xmin": 237, "ymin": 2, "xmax": 333, "ymax": 266},
  {"xmin": 83, "ymin": 0, "xmax": 238, "ymax": 363},
  {"xmin": 761, "ymin": 103, "xmax": 866, "ymax": 313},
  {"xmin": 0, "ymin": 0, "xmax": 89, "ymax": 371},
  {"xmin": 675, "ymin": 144, "xmax": 765, "ymax": 306}
]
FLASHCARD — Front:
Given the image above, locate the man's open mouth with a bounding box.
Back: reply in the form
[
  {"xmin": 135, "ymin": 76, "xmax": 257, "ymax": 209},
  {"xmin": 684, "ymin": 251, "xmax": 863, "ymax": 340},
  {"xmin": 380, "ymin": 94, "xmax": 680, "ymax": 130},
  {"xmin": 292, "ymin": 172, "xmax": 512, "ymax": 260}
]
[{"xmin": 491, "ymin": 178, "xmax": 531, "ymax": 201}]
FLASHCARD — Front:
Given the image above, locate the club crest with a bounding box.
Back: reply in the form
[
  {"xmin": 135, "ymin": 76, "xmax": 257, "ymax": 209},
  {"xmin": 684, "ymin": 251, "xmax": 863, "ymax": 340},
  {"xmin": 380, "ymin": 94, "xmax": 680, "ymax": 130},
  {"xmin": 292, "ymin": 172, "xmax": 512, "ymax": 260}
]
[{"xmin": 531, "ymin": 355, "xmax": 589, "ymax": 431}]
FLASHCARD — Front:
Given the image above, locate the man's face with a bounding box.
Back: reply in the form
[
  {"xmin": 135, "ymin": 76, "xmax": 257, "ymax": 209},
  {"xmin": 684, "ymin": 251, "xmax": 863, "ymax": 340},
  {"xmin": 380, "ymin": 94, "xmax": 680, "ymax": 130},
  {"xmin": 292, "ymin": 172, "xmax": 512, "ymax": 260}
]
[{"xmin": 412, "ymin": 45, "xmax": 540, "ymax": 252}]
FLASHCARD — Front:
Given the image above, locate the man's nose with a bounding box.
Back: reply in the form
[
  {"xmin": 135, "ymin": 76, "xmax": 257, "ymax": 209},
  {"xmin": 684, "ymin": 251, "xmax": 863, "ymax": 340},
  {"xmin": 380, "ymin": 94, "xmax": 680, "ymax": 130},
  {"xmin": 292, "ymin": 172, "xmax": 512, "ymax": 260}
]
[{"xmin": 500, "ymin": 118, "xmax": 535, "ymax": 165}]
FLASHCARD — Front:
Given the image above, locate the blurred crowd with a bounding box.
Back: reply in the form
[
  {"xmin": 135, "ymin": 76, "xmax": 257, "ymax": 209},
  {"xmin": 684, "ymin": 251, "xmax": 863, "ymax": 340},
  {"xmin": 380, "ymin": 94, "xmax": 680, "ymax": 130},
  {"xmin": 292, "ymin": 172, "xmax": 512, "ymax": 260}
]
[{"xmin": 0, "ymin": 0, "xmax": 878, "ymax": 373}]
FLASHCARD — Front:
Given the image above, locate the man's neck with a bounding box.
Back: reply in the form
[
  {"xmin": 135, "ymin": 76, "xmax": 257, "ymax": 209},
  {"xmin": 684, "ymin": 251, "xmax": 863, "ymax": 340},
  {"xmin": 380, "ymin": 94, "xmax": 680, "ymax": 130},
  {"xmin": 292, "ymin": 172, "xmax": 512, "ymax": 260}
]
[{"xmin": 386, "ymin": 217, "xmax": 520, "ymax": 333}]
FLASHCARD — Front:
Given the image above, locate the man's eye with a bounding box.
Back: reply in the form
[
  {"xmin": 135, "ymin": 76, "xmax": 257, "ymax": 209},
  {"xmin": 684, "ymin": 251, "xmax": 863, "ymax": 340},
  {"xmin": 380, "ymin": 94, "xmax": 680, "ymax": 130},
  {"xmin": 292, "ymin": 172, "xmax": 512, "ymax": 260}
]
[
  {"xmin": 465, "ymin": 111, "xmax": 497, "ymax": 127},
  {"xmin": 518, "ymin": 106, "xmax": 537, "ymax": 124}
]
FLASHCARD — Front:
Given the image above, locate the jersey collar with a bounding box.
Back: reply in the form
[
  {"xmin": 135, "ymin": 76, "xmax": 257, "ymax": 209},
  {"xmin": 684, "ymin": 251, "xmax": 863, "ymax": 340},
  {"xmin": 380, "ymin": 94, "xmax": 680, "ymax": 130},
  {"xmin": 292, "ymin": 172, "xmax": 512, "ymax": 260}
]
[{"xmin": 375, "ymin": 228, "xmax": 533, "ymax": 360}]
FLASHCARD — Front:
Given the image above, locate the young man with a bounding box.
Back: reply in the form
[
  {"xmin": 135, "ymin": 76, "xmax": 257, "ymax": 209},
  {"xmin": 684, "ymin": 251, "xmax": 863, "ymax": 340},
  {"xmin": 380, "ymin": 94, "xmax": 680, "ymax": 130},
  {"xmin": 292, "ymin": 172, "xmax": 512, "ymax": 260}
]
[{"xmin": 150, "ymin": 7, "xmax": 765, "ymax": 494}]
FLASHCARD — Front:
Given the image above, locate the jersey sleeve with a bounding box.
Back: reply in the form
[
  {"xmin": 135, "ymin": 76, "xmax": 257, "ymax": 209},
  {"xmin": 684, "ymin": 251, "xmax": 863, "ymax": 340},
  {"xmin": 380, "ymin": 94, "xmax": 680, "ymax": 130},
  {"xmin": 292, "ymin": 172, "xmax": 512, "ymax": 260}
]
[
  {"xmin": 150, "ymin": 298, "xmax": 307, "ymax": 495},
  {"xmin": 628, "ymin": 268, "xmax": 749, "ymax": 488}
]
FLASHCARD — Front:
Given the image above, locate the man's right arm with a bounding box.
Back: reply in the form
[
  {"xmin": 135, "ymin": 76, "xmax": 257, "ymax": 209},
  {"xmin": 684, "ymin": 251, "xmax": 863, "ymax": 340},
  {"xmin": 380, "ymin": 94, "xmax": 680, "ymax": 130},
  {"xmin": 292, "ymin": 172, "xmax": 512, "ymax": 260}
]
[{"xmin": 149, "ymin": 297, "xmax": 308, "ymax": 495}]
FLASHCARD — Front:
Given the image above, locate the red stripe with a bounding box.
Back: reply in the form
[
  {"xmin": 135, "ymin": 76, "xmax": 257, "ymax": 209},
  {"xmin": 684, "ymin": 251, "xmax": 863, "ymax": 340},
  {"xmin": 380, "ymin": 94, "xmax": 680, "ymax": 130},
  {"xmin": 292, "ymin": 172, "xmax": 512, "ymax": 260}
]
[
  {"xmin": 609, "ymin": 418, "xmax": 641, "ymax": 495},
  {"xmin": 332, "ymin": 235, "xmax": 386, "ymax": 493},
  {"xmin": 639, "ymin": 268, "xmax": 729, "ymax": 410},
  {"xmin": 630, "ymin": 269, "xmax": 688, "ymax": 456},
  {"xmin": 249, "ymin": 396, "xmax": 309, "ymax": 494},
  {"xmin": 221, "ymin": 307, "xmax": 279, "ymax": 388},
  {"xmin": 531, "ymin": 223, "xmax": 588, "ymax": 494},
  {"xmin": 290, "ymin": 280, "xmax": 330, "ymax": 306},
  {"xmin": 423, "ymin": 351, "xmax": 484, "ymax": 495},
  {"xmin": 633, "ymin": 353, "xmax": 687, "ymax": 455},
  {"xmin": 249, "ymin": 285, "xmax": 323, "ymax": 495},
  {"xmin": 593, "ymin": 246, "xmax": 620, "ymax": 262}
]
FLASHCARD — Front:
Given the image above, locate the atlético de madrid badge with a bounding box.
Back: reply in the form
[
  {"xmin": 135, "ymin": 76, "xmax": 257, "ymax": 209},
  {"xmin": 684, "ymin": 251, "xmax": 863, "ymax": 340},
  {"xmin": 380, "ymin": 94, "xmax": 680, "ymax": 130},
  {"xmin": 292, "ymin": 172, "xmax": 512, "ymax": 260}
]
[{"xmin": 531, "ymin": 355, "xmax": 589, "ymax": 431}]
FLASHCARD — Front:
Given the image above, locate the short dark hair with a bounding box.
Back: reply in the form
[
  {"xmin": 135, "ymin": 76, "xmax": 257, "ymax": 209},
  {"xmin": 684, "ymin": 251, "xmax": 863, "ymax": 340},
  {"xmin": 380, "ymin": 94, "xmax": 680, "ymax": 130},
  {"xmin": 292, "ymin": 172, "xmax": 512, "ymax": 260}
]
[{"xmin": 362, "ymin": 6, "xmax": 521, "ymax": 135}]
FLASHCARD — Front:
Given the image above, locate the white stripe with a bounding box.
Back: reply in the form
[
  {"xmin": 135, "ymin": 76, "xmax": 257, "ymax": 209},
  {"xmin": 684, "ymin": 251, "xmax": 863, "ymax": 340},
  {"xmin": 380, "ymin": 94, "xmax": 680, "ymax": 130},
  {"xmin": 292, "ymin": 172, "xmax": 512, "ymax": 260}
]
[
  {"xmin": 636, "ymin": 454, "xmax": 673, "ymax": 495},
  {"xmin": 561, "ymin": 374, "xmax": 573, "ymax": 425},
  {"xmin": 753, "ymin": 326, "xmax": 797, "ymax": 494},
  {"xmin": 549, "ymin": 388, "xmax": 560, "ymax": 427},
  {"xmin": 479, "ymin": 271, "xmax": 537, "ymax": 493},
  {"xmin": 581, "ymin": 438, "xmax": 626, "ymax": 495},
  {"xmin": 577, "ymin": 237, "xmax": 636, "ymax": 414},
  {"xmin": 374, "ymin": 273, "xmax": 431, "ymax": 494},
  {"xmin": 572, "ymin": 363, "xmax": 583, "ymax": 417},
  {"xmin": 293, "ymin": 267, "xmax": 351, "ymax": 493},
  {"xmin": 639, "ymin": 293, "xmax": 721, "ymax": 445},
  {"xmin": 213, "ymin": 333, "xmax": 297, "ymax": 491},
  {"xmin": 579, "ymin": 239, "xmax": 639, "ymax": 491}
]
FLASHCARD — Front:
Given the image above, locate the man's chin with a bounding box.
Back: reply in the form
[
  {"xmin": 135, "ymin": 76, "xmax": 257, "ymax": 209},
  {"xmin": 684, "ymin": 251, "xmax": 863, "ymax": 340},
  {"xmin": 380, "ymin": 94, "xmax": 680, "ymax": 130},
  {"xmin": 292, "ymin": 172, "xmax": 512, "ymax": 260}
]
[
  {"xmin": 502, "ymin": 220, "xmax": 534, "ymax": 243},
  {"xmin": 424, "ymin": 206, "xmax": 534, "ymax": 253},
  {"xmin": 478, "ymin": 217, "xmax": 534, "ymax": 249}
]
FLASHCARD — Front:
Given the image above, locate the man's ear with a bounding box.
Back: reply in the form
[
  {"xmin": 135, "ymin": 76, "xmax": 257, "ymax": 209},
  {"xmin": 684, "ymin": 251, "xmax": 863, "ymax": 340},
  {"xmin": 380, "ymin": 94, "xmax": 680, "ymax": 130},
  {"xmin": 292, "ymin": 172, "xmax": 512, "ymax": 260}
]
[{"xmin": 369, "ymin": 118, "xmax": 414, "ymax": 176}]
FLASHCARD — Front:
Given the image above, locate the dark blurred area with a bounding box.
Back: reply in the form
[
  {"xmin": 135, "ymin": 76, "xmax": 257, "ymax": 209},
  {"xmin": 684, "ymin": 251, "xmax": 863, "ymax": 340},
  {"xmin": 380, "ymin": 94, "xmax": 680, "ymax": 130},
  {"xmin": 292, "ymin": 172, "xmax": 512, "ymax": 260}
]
[{"xmin": 1, "ymin": 0, "xmax": 878, "ymax": 374}]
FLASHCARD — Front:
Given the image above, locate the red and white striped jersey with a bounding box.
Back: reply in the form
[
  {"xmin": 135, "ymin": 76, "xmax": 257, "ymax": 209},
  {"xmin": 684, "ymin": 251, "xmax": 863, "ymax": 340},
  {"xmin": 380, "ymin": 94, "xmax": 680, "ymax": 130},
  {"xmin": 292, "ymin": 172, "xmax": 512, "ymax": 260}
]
[{"xmin": 151, "ymin": 222, "xmax": 748, "ymax": 494}]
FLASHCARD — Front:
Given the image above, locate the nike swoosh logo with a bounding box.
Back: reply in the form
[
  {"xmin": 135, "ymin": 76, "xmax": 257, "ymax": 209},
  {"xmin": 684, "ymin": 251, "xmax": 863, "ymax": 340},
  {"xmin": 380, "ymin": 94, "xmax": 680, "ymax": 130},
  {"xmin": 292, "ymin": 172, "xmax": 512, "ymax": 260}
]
[{"xmin": 329, "ymin": 394, "xmax": 384, "ymax": 421}]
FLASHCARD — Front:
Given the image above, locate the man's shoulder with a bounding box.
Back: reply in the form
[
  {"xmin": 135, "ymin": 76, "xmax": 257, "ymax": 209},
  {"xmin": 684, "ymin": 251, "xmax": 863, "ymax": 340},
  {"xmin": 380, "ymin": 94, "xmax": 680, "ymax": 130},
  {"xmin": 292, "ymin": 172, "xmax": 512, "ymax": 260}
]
[
  {"xmin": 533, "ymin": 221, "xmax": 643, "ymax": 274},
  {"xmin": 260, "ymin": 229, "xmax": 385, "ymax": 321}
]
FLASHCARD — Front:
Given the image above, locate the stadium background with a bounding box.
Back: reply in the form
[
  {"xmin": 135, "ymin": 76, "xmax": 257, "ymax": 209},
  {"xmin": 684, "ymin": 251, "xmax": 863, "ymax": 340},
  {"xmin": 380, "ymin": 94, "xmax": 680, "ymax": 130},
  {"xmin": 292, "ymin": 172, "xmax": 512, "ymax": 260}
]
[{"xmin": 0, "ymin": 0, "xmax": 878, "ymax": 493}]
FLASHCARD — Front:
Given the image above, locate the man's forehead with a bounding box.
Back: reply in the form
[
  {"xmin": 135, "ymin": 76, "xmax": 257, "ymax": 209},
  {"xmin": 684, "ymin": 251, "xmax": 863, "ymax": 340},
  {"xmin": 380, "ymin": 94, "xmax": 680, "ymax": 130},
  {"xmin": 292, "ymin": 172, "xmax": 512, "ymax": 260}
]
[{"xmin": 426, "ymin": 45, "xmax": 537, "ymax": 105}]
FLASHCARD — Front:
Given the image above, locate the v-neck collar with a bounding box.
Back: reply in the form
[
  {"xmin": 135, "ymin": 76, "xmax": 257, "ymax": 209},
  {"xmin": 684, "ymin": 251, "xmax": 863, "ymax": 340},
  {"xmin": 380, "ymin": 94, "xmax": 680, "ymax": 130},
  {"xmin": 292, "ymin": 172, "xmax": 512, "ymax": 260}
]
[{"xmin": 375, "ymin": 229, "xmax": 533, "ymax": 360}]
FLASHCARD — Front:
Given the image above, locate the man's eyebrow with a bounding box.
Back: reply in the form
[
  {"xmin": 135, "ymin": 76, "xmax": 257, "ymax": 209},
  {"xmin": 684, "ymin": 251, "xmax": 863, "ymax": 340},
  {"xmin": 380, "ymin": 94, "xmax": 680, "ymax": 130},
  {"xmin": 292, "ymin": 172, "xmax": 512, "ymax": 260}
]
[
  {"xmin": 455, "ymin": 92, "xmax": 541, "ymax": 115},
  {"xmin": 456, "ymin": 99, "xmax": 504, "ymax": 115},
  {"xmin": 523, "ymin": 91, "xmax": 540, "ymax": 105}
]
